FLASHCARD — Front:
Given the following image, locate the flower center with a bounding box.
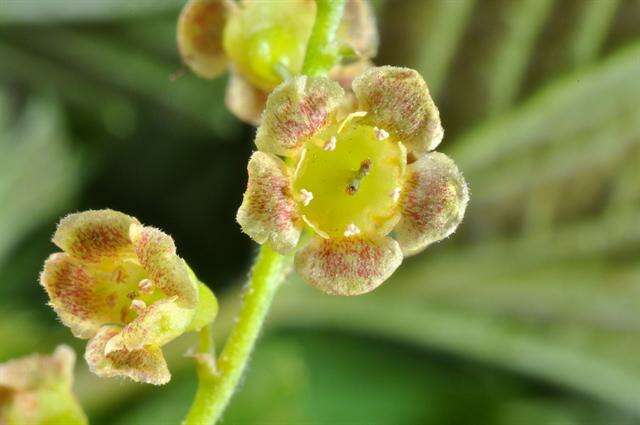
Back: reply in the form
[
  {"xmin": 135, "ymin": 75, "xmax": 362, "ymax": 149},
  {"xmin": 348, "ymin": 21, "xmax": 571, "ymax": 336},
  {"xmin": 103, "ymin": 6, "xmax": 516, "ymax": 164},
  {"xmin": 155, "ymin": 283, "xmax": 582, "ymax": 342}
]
[
  {"xmin": 292, "ymin": 122, "xmax": 406, "ymax": 238},
  {"xmin": 223, "ymin": 1, "xmax": 314, "ymax": 91},
  {"xmin": 97, "ymin": 258, "xmax": 164, "ymax": 324}
]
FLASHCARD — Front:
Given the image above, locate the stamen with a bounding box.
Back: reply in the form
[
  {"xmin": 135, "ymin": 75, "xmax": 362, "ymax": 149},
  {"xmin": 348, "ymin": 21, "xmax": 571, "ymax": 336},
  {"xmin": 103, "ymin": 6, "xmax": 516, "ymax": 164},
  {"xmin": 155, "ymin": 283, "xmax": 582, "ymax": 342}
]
[
  {"xmin": 374, "ymin": 127, "xmax": 389, "ymax": 141},
  {"xmin": 130, "ymin": 299, "xmax": 146, "ymax": 314},
  {"xmin": 391, "ymin": 187, "xmax": 401, "ymax": 203},
  {"xmin": 344, "ymin": 223, "xmax": 361, "ymax": 237},
  {"xmin": 323, "ymin": 136, "xmax": 337, "ymax": 151},
  {"xmin": 300, "ymin": 189, "xmax": 314, "ymax": 206},
  {"xmin": 138, "ymin": 279, "xmax": 154, "ymax": 294},
  {"xmin": 346, "ymin": 159, "xmax": 372, "ymax": 195}
]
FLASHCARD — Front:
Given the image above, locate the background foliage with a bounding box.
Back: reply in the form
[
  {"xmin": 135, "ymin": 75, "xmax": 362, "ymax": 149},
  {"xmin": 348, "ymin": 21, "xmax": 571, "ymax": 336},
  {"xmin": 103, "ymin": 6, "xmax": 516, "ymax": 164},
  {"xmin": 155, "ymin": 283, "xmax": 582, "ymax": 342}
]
[{"xmin": 1, "ymin": 0, "xmax": 639, "ymax": 423}]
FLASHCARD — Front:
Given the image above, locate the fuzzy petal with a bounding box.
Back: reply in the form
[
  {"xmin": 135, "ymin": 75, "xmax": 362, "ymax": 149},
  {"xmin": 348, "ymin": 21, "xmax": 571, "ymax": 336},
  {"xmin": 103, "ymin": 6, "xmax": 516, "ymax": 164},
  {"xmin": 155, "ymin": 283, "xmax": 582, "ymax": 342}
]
[
  {"xmin": 0, "ymin": 345, "xmax": 75, "ymax": 391},
  {"xmin": 40, "ymin": 253, "xmax": 121, "ymax": 339},
  {"xmin": 85, "ymin": 326, "xmax": 170, "ymax": 385},
  {"xmin": 395, "ymin": 152, "xmax": 469, "ymax": 255},
  {"xmin": 339, "ymin": 0, "xmax": 378, "ymax": 58},
  {"xmin": 129, "ymin": 225, "xmax": 198, "ymax": 308},
  {"xmin": 52, "ymin": 209, "xmax": 139, "ymax": 263},
  {"xmin": 117, "ymin": 298, "xmax": 194, "ymax": 352},
  {"xmin": 295, "ymin": 235, "xmax": 402, "ymax": 296},
  {"xmin": 177, "ymin": 0, "xmax": 229, "ymax": 79},
  {"xmin": 255, "ymin": 76, "xmax": 345, "ymax": 157},
  {"xmin": 225, "ymin": 71, "xmax": 268, "ymax": 125},
  {"xmin": 353, "ymin": 66, "xmax": 443, "ymax": 155},
  {"xmin": 237, "ymin": 152, "xmax": 301, "ymax": 253}
]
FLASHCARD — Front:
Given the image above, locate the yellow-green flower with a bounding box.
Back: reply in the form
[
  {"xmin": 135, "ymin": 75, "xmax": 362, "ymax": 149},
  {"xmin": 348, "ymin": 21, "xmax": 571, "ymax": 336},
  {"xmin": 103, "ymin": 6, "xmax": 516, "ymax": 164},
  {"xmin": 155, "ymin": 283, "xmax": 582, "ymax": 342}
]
[
  {"xmin": 177, "ymin": 0, "xmax": 378, "ymax": 124},
  {"xmin": 237, "ymin": 66, "xmax": 469, "ymax": 295},
  {"xmin": 0, "ymin": 345, "xmax": 87, "ymax": 425},
  {"xmin": 40, "ymin": 210, "xmax": 217, "ymax": 385}
]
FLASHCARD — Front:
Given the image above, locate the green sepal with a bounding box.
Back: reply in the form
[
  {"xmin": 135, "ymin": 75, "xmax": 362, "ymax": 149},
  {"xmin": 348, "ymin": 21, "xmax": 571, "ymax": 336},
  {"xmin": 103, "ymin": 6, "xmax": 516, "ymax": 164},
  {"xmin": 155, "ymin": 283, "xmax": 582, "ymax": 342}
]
[{"xmin": 188, "ymin": 282, "xmax": 218, "ymax": 333}]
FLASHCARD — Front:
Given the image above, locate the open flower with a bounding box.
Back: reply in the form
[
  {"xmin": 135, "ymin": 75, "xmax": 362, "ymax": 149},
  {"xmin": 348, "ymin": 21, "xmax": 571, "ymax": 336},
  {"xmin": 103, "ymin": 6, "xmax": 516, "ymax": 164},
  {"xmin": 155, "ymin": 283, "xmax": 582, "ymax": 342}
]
[
  {"xmin": 40, "ymin": 210, "xmax": 217, "ymax": 385},
  {"xmin": 177, "ymin": 0, "xmax": 378, "ymax": 124},
  {"xmin": 0, "ymin": 345, "xmax": 87, "ymax": 425},
  {"xmin": 237, "ymin": 66, "xmax": 469, "ymax": 295}
]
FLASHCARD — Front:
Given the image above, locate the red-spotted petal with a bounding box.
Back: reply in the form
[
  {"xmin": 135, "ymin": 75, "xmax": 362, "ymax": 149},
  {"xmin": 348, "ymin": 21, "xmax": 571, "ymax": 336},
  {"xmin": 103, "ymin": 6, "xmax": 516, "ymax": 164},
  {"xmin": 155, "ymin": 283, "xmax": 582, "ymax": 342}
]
[
  {"xmin": 255, "ymin": 76, "xmax": 345, "ymax": 157},
  {"xmin": 339, "ymin": 0, "xmax": 378, "ymax": 58},
  {"xmin": 395, "ymin": 152, "xmax": 468, "ymax": 255},
  {"xmin": 40, "ymin": 253, "xmax": 122, "ymax": 339},
  {"xmin": 116, "ymin": 298, "xmax": 194, "ymax": 352},
  {"xmin": 177, "ymin": 0, "xmax": 229, "ymax": 79},
  {"xmin": 225, "ymin": 70, "xmax": 268, "ymax": 125},
  {"xmin": 353, "ymin": 66, "xmax": 443, "ymax": 155},
  {"xmin": 295, "ymin": 235, "xmax": 402, "ymax": 296},
  {"xmin": 85, "ymin": 326, "xmax": 170, "ymax": 385},
  {"xmin": 236, "ymin": 152, "xmax": 301, "ymax": 253},
  {"xmin": 129, "ymin": 225, "xmax": 198, "ymax": 308},
  {"xmin": 52, "ymin": 209, "xmax": 139, "ymax": 263},
  {"xmin": 0, "ymin": 345, "xmax": 75, "ymax": 391}
]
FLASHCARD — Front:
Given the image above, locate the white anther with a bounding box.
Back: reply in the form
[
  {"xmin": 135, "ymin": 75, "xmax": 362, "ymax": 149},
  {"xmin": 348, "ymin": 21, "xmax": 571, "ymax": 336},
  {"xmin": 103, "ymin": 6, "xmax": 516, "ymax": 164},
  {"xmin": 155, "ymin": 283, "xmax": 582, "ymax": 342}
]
[
  {"xmin": 138, "ymin": 279, "xmax": 154, "ymax": 294},
  {"xmin": 323, "ymin": 136, "xmax": 337, "ymax": 151},
  {"xmin": 130, "ymin": 299, "xmax": 146, "ymax": 314},
  {"xmin": 391, "ymin": 187, "xmax": 401, "ymax": 203},
  {"xmin": 300, "ymin": 189, "xmax": 314, "ymax": 206},
  {"xmin": 374, "ymin": 127, "xmax": 389, "ymax": 141},
  {"xmin": 344, "ymin": 223, "xmax": 361, "ymax": 237}
]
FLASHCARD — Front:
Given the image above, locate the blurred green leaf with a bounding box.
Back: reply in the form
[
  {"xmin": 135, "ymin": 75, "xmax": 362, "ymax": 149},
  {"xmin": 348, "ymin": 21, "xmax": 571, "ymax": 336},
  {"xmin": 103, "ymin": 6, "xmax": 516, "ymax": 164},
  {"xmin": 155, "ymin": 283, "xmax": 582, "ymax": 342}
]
[
  {"xmin": 0, "ymin": 0, "xmax": 181, "ymax": 24},
  {"xmin": 0, "ymin": 94, "xmax": 82, "ymax": 265},
  {"xmin": 451, "ymin": 41, "xmax": 640, "ymax": 174}
]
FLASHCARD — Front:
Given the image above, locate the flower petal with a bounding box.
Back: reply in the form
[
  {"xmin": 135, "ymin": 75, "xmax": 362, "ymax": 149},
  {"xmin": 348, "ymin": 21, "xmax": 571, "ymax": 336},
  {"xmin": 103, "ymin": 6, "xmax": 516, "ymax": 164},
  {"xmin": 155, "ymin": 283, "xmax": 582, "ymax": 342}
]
[
  {"xmin": 255, "ymin": 76, "xmax": 345, "ymax": 157},
  {"xmin": 0, "ymin": 346, "xmax": 87, "ymax": 425},
  {"xmin": 295, "ymin": 235, "xmax": 402, "ymax": 296},
  {"xmin": 177, "ymin": 0, "xmax": 229, "ymax": 79},
  {"xmin": 395, "ymin": 152, "xmax": 469, "ymax": 255},
  {"xmin": 52, "ymin": 209, "xmax": 139, "ymax": 263},
  {"xmin": 117, "ymin": 298, "xmax": 194, "ymax": 352},
  {"xmin": 40, "ymin": 253, "xmax": 121, "ymax": 339},
  {"xmin": 225, "ymin": 71, "xmax": 268, "ymax": 125},
  {"xmin": 353, "ymin": 66, "xmax": 443, "ymax": 155},
  {"xmin": 339, "ymin": 0, "xmax": 378, "ymax": 58},
  {"xmin": 129, "ymin": 225, "xmax": 199, "ymax": 308},
  {"xmin": 0, "ymin": 345, "xmax": 75, "ymax": 391},
  {"xmin": 237, "ymin": 152, "xmax": 302, "ymax": 253},
  {"xmin": 85, "ymin": 326, "xmax": 170, "ymax": 385}
]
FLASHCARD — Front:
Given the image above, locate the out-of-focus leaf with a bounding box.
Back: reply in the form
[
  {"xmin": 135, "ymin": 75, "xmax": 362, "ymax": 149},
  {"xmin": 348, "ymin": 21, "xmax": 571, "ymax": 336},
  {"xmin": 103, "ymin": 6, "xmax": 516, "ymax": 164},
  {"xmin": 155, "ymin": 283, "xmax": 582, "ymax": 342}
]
[
  {"xmin": 380, "ymin": 0, "xmax": 476, "ymax": 98},
  {"xmin": 0, "ymin": 41, "xmax": 138, "ymax": 138},
  {"xmin": 525, "ymin": 0, "xmax": 621, "ymax": 97},
  {"xmin": 480, "ymin": 0, "xmax": 556, "ymax": 116},
  {"xmin": 272, "ymin": 284, "xmax": 640, "ymax": 417},
  {"xmin": 0, "ymin": 94, "xmax": 82, "ymax": 265},
  {"xmin": 2, "ymin": 29, "xmax": 237, "ymax": 137},
  {"xmin": 451, "ymin": 41, "xmax": 640, "ymax": 174},
  {"xmin": 0, "ymin": 0, "xmax": 182, "ymax": 24}
]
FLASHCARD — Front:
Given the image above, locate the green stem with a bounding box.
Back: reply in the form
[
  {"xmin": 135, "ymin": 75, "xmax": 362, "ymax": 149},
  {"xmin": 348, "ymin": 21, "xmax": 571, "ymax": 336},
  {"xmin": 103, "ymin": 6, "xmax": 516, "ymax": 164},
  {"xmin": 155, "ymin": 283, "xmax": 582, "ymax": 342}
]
[
  {"xmin": 183, "ymin": 2, "xmax": 345, "ymax": 422},
  {"xmin": 302, "ymin": 0, "xmax": 346, "ymax": 76},
  {"xmin": 182, "ymin": 246, "xmax": 291, "ymax": 425}
]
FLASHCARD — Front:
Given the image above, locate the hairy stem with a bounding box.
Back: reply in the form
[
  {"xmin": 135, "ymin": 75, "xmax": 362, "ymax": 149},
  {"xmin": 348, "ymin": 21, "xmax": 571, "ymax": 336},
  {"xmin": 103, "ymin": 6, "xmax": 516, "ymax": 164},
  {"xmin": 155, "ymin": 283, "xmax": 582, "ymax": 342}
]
[
  {"xmin": 183, "ymin": 2, "xmax": 345, "ymax": 423},
  {"xmin": 183, "ymin": 246, "xmax": 291, "ymax": 425},
  {"xmin": 302, "ymin": 0, "xmax": 346, "ymax": 76}
]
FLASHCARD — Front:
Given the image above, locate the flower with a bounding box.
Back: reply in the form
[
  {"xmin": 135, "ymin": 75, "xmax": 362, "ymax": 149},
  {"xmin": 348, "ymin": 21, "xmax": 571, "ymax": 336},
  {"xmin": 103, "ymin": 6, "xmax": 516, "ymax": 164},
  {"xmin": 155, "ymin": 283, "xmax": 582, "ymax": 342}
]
[
  {"xmin": 237, "ymin": 66, "xmax": 469, "ymax": 295},
  {"xmin": 0, "ymin": 345, "xmax": 87, "ymax": 425},
  {"xmin": 40, "ymin": 210, "xmax": 217, "ymax": 385},
  {"xmin": 177, "ymin": 0, "xmax": 378, "ymax": 124}
]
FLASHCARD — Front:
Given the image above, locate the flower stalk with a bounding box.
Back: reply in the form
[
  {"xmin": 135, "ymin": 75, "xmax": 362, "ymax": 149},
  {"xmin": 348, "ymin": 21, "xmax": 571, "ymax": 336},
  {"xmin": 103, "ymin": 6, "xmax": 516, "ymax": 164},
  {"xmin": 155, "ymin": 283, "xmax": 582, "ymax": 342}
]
[
  {"xmin": 182, "ymin": 2, "xmax": 348, "ymax": 423},
  {"xmin": 183, "ymin": 247, "xmax": 291, "ymax": 425},
  {"xmin": 302, "ymin": 0, "xmax": 347, "ymax": 76}
]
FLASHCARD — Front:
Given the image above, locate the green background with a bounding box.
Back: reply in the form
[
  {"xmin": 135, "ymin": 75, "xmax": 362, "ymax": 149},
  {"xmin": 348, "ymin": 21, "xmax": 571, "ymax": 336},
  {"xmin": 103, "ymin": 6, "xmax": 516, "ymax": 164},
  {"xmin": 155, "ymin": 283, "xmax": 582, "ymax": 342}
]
[{"xmin": 1, "ymin": 0, "xmax": 639, "ymax": 423}]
